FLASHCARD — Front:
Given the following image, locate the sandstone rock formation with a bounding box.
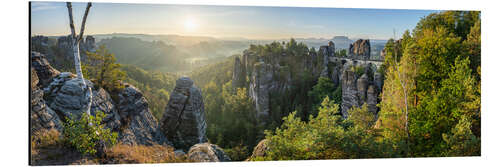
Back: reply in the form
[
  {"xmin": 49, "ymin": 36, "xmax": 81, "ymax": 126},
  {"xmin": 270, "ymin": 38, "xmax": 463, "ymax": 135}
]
[
  {"xmin": 31, "ymin": 68, "xmax": 63, "ymax": 133},
  {"xmin": 44, "ymin": 74, "xmax": 121, "ymax": 131},
  {"xmin": 117, "ymin": 84, "xmax": 167, "ymax": 145},
  {"xmin": 349, "ymin": 39, "xmax": 371, "ymax": 60},
  {"xmin": 57, "ymin": 35, "xmax": 96, "ymax": 61},
  {"xmin": 187, "ymin": 143, "xmax": 231, "ymax": 162},
  {"xmin": 32, "ymin": 51, "xmax": 165, "ymax": 146},
  {"xmin": 319, "ymin": 41, "xmax": 335, "ymax": 77},
  {"xmin": 32, "ymin": 52, "xmax": 60, "ymax": 88},
  {"xmin": 341, "ymin": 64, "xmax": 381, "ymax": 118},
  {"xmin": 161, "ymin": 77, "xmax": 207, "ymax": 151},
  {"xmin": 249, "ymin": 139, "xmax": 269, "ymax": 160},
  {"xmin": 31, "ymin": 36, "xmax": 50, "ymax": 54},
  {"xmin": 232, "ymin": 56, "xmax": 246, "ymax": 88}
]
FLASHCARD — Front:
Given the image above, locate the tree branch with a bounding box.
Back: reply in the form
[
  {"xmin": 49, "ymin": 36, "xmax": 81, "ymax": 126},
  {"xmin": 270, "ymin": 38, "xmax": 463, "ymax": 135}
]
[
  {"xmin": 78, "ymin": 2, "xmax": 92, "ymax": 42},
  {"xmin": 66, "ymin": 2, "xmax": 76, "ymax": 39}
]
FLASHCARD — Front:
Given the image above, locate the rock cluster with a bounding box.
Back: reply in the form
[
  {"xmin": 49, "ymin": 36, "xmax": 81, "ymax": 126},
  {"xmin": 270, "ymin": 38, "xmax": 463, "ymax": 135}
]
[
  {"xmin": 341, "ymin": 64, "xmax": 381, "ymax": 117},
  {"xmin": 235, "ymin": 44, "xmax": 330, "ymax": 123},
  {"xmin": 349, "ymin": 39, "xmax": 371, "ymax": 60},
  {"xmin": 187, "ymin": 143, "xmax": 231, "ymax": 162},
  {"xmin": 31, "ymin": 52, "xmax": 164, "ymax": 146},
  {"xmin": 161, "ymin": 77, "xmax": 207, "ymax": 151},
  {"xmin": 31, "ymin": 51, "xmax": 230, "ymax": 162},
  {"xmin": 56, "ymin": 35, "xmax": 96, "ymax": 61}
]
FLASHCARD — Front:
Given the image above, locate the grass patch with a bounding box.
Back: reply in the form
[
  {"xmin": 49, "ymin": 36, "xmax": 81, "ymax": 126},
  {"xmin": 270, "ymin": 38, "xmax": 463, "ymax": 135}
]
[{"xmin": 105, "ymin": 143, "xmax": 192, "ymax": 164}]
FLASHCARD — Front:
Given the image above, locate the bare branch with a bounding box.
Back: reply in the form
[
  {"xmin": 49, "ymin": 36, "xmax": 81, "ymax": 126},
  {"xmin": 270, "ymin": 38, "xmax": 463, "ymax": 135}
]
[
  {"xmin": 66, "ymin": 2, "xmax": 76, "ymax": 39},
  {"xmin": 78, "ymin": 2, "xmax": 92, "ymax": 42}
]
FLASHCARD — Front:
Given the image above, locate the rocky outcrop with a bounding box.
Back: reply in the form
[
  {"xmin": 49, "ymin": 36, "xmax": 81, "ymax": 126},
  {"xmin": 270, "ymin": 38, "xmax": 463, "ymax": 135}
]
[
  {"xmin": 349, "ymin": 39, "xmax": 371, "ymax": 60},
  {"xmin": 82, "ymin": 36, "xmax": 97, "ymax": 53},
  {"xmin": 117, "ymin": 84, "xmax": 167, "ymax": 145},
  {"xmin": 31, "ymin": 52, "xmax": 60, "ymax": 88},
  {"xmin": 57, "ymin": 35, "xmax": 96, "ymax": 61},
  {"xmin": 341, "ymin": 69, "xmax": 360, "ymax": 117},
  {"xmin": 341, "ymin": 64, "xmax": 381, "ymax": 118},
  {"xmin": 232, "ymin": 56, "xmax": 246, "ymax": 88},
  {"xmin": 161, "ymin": 77, "xmax": 207, "ymax": 151},
  {"xmin": 31, "ymin": 68, "xmax": 63, "ymax": 133},
  {"xmin": 31, "ymin": 51, "xmax": 167, "ymax": 147},
  {"xmin": 31, "ymin": 36, "xmax": 50, "ymax": 54},
  {"xmin": 187, "ymin": 143, "xmax": 231, "ymax": 162},
  {"xmin": 319, "ymin": 41, "xmax": 335, "ymax": 77},
  {"xmin": 249, "ymin": 139, "xmax": 269, "ymax": 160}
]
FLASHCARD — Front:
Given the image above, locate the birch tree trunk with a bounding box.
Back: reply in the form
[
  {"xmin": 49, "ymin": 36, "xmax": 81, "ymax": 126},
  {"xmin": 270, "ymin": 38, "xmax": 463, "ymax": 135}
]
[{"xmin": 66, "ymin": 2, "xmax": 93, "ymax": 117}]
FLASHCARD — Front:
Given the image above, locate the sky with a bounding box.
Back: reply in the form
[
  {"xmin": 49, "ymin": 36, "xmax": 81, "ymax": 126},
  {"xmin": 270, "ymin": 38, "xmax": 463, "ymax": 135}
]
[{"xmin": 30, "ymin": 1, "xmax": 438, "ymax": 40}]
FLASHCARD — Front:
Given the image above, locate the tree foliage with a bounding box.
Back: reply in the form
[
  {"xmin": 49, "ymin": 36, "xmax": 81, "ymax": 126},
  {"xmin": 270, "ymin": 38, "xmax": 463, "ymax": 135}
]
[
  {"xmin": 378, "ymin": 11, "xmax": 481, "ymax": 157},
  {"xmin": 84, "ymin": 45, "xmax": 126, "ymax": 96}
]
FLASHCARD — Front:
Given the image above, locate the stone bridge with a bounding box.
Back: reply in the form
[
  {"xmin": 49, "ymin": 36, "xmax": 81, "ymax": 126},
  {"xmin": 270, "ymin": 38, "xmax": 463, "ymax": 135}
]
[{"xmin": 329, "ymin": 57, "xmax": 383, "ymax": 68}]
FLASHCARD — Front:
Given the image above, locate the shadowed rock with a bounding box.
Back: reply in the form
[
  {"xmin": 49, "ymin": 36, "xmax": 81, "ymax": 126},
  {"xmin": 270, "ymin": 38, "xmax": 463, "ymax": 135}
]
[
  {"xmin": 31, "ymin": 52, "xmax": 60, "ymax": 88},
  {"xmin": 117, "ymin": 84, "xmax": 168, "ymax": 145},
  {"xmin": 187, "ymin": 143, "xmax": 231, "ymax": 162},
  {"xmin": 161, "ymin": 77, "xmax": 207, "ymax": 151}
]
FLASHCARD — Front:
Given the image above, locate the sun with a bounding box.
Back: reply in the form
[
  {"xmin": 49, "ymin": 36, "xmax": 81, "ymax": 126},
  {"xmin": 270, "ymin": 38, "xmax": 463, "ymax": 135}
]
[{"xmin": 184, "ymin": 19, "xmax": 198, "ymax": 32}]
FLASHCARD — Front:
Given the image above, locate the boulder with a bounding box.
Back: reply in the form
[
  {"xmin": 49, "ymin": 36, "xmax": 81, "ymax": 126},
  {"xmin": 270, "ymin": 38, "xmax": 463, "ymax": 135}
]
[
  {"xmin": 117, "ymin": 84, "xmax": 167, "ymax": 145},
  {"xmin": 161, "ymin": 77, "xmax": 207, "ymax": 150},
  {"xmin": 187, "ymin": 143, "xmax": 231, "ymax": 162},
  {"xmin": 45, "ymin": 73, "xmax": 121, "ymax": 130},
  {"xmin": 249, "ymin": 139, "xmax": 269, "ymax": 160}
]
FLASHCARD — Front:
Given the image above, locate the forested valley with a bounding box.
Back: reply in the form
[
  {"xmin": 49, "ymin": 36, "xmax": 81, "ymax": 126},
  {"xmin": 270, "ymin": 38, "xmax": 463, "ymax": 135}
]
[{"xmin": 31, "ymin": 10, "xmax": 480, "ymax": 163}]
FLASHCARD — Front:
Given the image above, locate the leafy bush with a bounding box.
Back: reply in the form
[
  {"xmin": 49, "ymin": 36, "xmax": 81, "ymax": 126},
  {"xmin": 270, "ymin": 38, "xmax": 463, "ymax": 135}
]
[
  {"xmin": 224, "ymin": 144, "xmax": 249, "ymax": 161},
  {"xmin": 253, "ymin": 97, "xmax": 395, "ymax": 160},
  {"xmin": 63, "ymin": 111, "xmax": 118, "ymax": 155}
]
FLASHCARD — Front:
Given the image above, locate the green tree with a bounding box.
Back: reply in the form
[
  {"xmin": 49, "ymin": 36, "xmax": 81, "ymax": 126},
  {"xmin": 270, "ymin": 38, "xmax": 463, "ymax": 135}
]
[
  {"xmin": 442, "ymin": 115, "xmax": 480, "ymax": 156},
  {"xmin": 84, "ymin": 45, "xmax": 126, "ymax": 94}
]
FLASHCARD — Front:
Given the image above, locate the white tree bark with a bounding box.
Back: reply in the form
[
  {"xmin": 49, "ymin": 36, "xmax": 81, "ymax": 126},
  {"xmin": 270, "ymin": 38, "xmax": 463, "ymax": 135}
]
[{"xmin": 66, "ymin": 2, "xmax": 93, "ymax": 117}]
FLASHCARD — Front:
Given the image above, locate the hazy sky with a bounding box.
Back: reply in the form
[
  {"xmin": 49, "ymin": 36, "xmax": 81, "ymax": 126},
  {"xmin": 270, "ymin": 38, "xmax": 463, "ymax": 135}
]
[{"xmin": 30, "ymin": 1, "xmax": 438, "ymax": 40}]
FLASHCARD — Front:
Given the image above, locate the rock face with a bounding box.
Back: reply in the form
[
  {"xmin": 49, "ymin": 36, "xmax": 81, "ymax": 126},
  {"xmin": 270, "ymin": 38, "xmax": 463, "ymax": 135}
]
[
  {"xmin": 161, "ymin": 77, "xmax": 207, "ymax": 151},
  {"xmin": 31, "ymin": 68, "xmax": 63, "ymax": 133},
  {"xmin": 232, "ymin": 56, "xmax": 246, "ymax": 88},
  {"xmin": 249, "ymin": 139, "xmax": 269, "ymax": 160},
  {"xmin": 234, "ymin": 46, "xmax": 326, "ymax": 124},
  {"xmin": 319, "ymin": 41, "xmax": 336, "ymax": 77},
  {"xmin": 31, "ymin": 36, "xmax": 50, "ymax": 54},
  {"xmin": 31, "ymin": 52, "xmax": 60, "ymax": 88},
  {"xmin": 117, "ymin": 84, "xmax": 167, "ymax": 145},
  {"xmin": 56, "ymin": 35, "xmax": 96, "ymax": 61},
  {"xmin": 349, "ymin": 39, "xmax": 371, "ymax": 60},
  {"xmin": 44, "ymin": 74, "xmax": 121, "ymax": 131},
  {"xmin": 341, "ymin": 64, "xmax": 380, "ymax": 118},
  {"xmin": 187, "ymin": 143, "xmax": 231, "ymax": 162}
]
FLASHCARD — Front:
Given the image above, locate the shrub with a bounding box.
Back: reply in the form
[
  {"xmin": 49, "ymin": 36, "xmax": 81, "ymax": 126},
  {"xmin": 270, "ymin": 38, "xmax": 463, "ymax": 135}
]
[
  {"xmin": 224, "ymin": 145, "xmax": 249, "ymax": 161},
  {"xmin": 63, "ymin": 111, "xmax": 118, "ymax": 156}
]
